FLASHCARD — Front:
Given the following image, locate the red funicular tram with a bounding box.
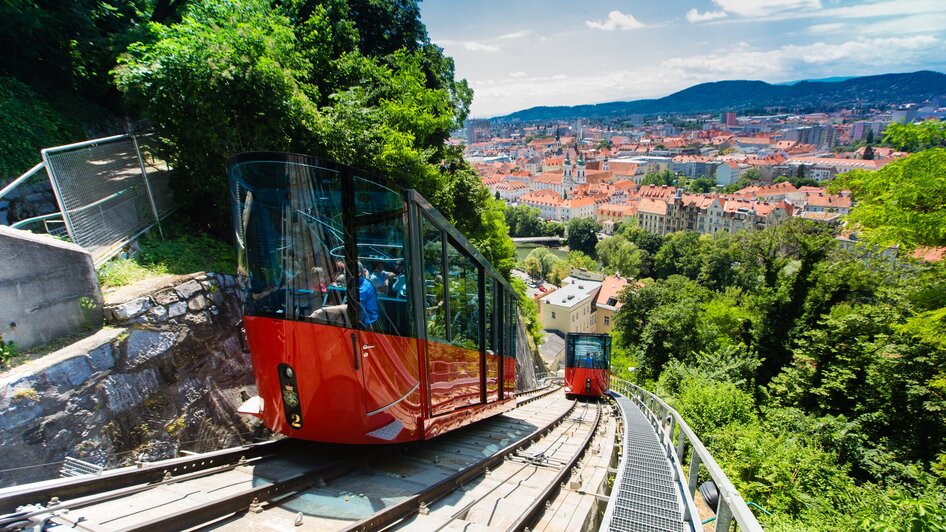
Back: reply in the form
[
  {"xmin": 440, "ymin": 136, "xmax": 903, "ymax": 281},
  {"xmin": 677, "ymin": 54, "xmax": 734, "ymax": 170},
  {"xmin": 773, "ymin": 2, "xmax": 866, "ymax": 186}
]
[
  {"xmin": 228, "ymin": 153, "xmax": 519, "ymax": 444},
  {"xmin": 564, "ymin": 333, "xmax": 611, "ymax": 399}
]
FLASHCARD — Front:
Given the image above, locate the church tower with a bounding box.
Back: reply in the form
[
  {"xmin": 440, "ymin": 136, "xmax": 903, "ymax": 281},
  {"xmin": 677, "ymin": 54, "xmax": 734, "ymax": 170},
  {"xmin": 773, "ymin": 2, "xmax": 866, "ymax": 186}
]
[
  {"xmin": 576, "ymin": 152, "xmax": 586, "ymax": 183},
  {"xmin": 563, "ymin": 152, "xmax": 572, "ymax": 179}
]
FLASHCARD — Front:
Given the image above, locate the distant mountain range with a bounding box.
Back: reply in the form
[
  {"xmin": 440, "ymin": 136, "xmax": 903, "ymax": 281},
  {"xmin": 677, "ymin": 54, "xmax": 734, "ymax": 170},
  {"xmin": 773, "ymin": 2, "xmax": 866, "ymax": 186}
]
[{"xmin": 495, "ymin": 71, "xmax": 946, "ymax": 122}]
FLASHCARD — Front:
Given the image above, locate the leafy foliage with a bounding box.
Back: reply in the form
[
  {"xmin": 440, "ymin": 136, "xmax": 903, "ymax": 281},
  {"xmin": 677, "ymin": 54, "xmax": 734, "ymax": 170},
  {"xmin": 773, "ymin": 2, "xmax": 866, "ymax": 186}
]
[
  {"xmin": 831, "ymin": 147, "xmax": 946, "ymax": 250},
  {"xmin": 114, "ymin": 0, "xmax": 514, "ymax": 275},
  {"xmin": 565, "ymin": 217, "xmax": 601, "ymax": 258},
  {"xmin": 0, "ymin": 78, "xmax": 83, "ymax": 176},
  {"xmin": 610, "ymin": 186, "xmax": 946, "ymax": 527},
  {"xmin": 883, "ymin": 121, "xmax": 946, "ymax": 152},
  {"xmin": 505, "ymin": 204, "xmax": 563, "ymax": 238}
]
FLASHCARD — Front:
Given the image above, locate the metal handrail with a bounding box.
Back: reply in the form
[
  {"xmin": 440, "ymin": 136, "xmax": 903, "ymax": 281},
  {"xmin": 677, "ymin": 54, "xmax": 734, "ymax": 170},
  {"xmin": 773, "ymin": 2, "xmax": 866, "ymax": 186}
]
[
  {"xmin": 610, "ymin": 377, "xmax": 763, "ymax": 532},
  {"xmin": 0, "ymin": 162, "xmax": 46, "ymax": 201}
]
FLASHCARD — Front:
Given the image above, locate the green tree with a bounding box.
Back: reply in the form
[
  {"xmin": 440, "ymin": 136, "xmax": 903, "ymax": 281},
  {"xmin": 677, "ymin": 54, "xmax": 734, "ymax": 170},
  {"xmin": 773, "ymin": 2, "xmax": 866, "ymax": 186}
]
[
  {"xmin": 596, "ymin": 235, "xmax": 649, "ymax": 278},
  {"xmin": 524, "ymin": 247, "xmax": 561, "ymax": 281},
  {"xmin": 688, "ymin": 175, "xmax": 716, "ymax": 193},
  {"xmin": 639, "ymin": 169, "xmax": 676, "ymax": 186},
  {"xmin": 566, "ymin": 217, "xmax": 601, "ymax": 258},
  {"xmin": 654, "ymin": 231, "xmax": 703, "ymax": 279},
  {"xmin": 618, "ymin": 222, "xmax": 665, "ymax": 255},
  {"xmin": 831, "ymin": 148, "xmax": 946, "ymax": 250},
  {"xmin": 883, "ymin": 121, "xmax": 946, "ymax": 152}
]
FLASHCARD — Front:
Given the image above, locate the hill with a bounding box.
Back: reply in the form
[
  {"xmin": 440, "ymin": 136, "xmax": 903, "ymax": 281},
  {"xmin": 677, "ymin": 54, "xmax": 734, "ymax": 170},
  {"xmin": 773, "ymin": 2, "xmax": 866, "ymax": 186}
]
[{"xmin": 496, "ymin": 71, "xmax": 946, "ymax": 121}]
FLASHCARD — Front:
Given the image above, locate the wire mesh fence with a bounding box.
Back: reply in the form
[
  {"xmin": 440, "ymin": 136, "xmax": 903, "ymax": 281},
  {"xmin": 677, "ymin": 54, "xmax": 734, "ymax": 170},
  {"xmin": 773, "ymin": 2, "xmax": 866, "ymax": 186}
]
[{"xmin": 39, "ymin": 134, "xmax": 174, "ymax": 265}]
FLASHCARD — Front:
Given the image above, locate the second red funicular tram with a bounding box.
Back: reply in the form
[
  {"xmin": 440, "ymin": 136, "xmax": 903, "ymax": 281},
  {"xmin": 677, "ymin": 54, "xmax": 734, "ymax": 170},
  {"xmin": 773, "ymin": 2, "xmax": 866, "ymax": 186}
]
[
  {"xmin": 564, "ymin": 333, "xmax": 611, "ymax": 399},
  {"xmin": 229, "ymin": 153, "xmax": 519, "ymax": 444}
]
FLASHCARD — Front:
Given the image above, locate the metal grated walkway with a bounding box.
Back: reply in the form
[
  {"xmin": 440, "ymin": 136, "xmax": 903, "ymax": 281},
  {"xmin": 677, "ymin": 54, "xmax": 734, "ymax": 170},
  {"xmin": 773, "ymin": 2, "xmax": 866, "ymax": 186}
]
[{"xmin": 601, "ymin": 392, "xmax": 687, "ymax": 532}]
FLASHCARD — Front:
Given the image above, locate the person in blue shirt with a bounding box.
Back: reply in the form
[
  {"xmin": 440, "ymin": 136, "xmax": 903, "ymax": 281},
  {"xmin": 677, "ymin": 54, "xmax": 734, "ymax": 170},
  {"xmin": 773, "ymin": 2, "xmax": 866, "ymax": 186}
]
[
  {"xmin": 358, "ymin": 263, "xmax": 379, "ymax": 327},
  {"xmin": 311, "ymin": 261, "xmax": 378, "ymax": 328}
]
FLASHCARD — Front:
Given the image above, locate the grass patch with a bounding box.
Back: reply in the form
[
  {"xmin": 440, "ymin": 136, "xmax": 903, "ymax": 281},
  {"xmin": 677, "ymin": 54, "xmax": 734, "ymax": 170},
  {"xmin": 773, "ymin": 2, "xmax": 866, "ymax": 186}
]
[{"xmin": 98, "ymin": 225, "xmax": 236, "ymax": 288}]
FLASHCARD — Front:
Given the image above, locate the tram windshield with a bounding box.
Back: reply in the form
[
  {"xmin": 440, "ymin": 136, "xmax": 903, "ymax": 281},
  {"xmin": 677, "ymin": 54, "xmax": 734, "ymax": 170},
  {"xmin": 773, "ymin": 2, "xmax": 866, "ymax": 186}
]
[
  {"xmin": 229, "ymin": 155, "xmax": 412, "ymax": 336},
  {"xmin": 566, "ymin": 334, "xmax": 611, "ymax": 370}
]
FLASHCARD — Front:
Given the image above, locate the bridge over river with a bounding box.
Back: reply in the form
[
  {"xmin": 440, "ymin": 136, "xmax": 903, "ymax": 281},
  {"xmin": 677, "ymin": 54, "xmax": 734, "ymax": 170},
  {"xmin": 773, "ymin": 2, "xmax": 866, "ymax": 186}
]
[{"xmin": 511, "ymin": 236, "xmax": 564, "ymax": 244}]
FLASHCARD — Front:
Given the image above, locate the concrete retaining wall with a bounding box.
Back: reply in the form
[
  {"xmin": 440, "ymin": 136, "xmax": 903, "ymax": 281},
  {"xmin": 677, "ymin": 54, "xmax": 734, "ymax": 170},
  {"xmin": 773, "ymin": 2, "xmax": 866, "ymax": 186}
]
[{"xmin": 0, "ymin": 226, "xmax": 104, "ymax": 350}]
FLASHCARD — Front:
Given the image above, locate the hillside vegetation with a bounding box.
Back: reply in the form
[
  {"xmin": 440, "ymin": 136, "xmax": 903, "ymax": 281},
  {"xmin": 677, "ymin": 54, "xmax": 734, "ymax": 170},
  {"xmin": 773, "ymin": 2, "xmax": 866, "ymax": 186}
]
[{"xmin": 611, "ymin": 135, "xmax": 946, "ymax": 529}]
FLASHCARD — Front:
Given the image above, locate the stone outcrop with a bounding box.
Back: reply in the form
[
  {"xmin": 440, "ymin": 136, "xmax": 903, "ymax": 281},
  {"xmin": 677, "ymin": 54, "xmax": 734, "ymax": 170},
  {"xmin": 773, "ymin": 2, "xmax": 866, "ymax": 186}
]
[{"xmin": 0, "ymin": 272, "xmax": 261, "ymax": 488}]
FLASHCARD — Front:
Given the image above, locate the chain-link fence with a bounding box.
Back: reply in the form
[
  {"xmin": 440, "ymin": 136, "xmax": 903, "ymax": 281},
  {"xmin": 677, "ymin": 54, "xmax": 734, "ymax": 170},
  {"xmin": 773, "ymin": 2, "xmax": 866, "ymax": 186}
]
[{"xmin": 38, "ymin": 134, "xmax": 174, "ymax": 265}]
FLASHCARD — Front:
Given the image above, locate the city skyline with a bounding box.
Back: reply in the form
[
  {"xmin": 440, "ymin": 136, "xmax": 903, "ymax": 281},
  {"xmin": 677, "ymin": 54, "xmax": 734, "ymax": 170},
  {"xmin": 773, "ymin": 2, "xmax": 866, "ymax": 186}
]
[{"xmin": 421, "ymin": 0, "xmax": 946, "ymax": 117}]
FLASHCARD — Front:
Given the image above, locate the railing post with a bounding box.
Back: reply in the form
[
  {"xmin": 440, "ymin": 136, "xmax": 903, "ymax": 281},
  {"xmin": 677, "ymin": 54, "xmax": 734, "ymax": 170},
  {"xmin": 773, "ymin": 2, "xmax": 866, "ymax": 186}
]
[
  {"xmin": 676, "ymin": 428, "xmax": 686, "ymax": 460},
  {"xmin": 132, "ymin": 135, "xmax": 164, "ymax": 238},
  {"xmin": 666, "ymin": 417, "xmax": 676, "ymax": 458},
  {"xmin": 687, "ymin": 450, "xmax": 701, "ymax": 497},
  {"xmin": 716, "ymin": 497, "xmax": 734, "ymax": 532}
]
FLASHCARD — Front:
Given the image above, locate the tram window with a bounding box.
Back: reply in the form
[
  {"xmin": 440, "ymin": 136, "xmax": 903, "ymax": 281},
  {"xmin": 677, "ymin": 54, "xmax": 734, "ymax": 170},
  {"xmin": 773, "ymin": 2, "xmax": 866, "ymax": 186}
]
[
  {"xmin": 503, "ymin": 292, "xmax": 514, "ymax": 358},
  {"xmin": 446, "ymin": 241, "xmax": 481, "ymax": 350},
  {"xmin": 566, "ymin": 335, "xmax": 610, "ymax": 369},
  {"xmin": 232, "ymin": 160, "xmax": 353, "ymax": 328},
  {"xmin": 484, "ymin": 278, "xmax": 495, "ymax": 355},
  {"xmin": 353, "ymin": 176, "xmax": 411, "ymax": 336},
  {"xmin": 509, "ymin": 298, "xmax": 517, "ymax": 358},
  {"xmin": 421, "ymin": 217, "xmax": 447, "ymax": 342}
]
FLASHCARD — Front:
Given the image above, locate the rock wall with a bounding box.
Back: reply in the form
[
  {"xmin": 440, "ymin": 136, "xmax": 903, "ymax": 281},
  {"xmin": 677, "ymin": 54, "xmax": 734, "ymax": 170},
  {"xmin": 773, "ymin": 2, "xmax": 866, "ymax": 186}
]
[{"xmin": 0, "ymin": 273, "xmax": 261, "ymax": 488}]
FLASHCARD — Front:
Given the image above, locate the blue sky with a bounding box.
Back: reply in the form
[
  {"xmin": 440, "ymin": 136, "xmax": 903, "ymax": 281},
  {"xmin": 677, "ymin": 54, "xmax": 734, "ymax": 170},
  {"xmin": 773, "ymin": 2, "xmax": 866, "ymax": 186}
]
[{"xmin": 421, "ymin": 0, "xmax": 946, "ymax": 117}]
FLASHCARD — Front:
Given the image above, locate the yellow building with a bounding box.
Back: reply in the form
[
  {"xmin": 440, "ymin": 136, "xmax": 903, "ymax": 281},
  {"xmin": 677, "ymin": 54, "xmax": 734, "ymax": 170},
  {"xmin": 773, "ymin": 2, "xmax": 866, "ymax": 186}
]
[
  {"xmin": 538, "ymin": 278, "xmax": 602, "ymax": 334},
  {"xmin": 594, "ymin": 276, "xmax": 628, "ymax": 334}
]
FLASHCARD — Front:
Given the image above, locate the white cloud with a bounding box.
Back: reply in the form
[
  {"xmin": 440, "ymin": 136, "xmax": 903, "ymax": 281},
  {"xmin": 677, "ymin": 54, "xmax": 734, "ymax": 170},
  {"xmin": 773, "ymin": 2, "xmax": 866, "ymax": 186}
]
[
  {"xmin": 808, "ymin": 22, "xmax": 846, "ymax": 34},
  {"xmin": 509, "ymin": 71, "xmax": 527, "ymax": 78},
  {"xmin": 659, "ymin": 35, "xmax": 942, "ymax": 79},
  {"xmin": 464, "ymin": 41, "xmax": 500, "ymax": 52},
  {"xmin": 686, "ymin": 8, "xmax": 727, "ymax": 23},
  {"xmin": 585, "ymin": 10, "xmax": 645, "ymax": 31},
  {"xmin": 711, "ymin": 0, "xmax": 821, "ymax": 18},
  {"xmin": 436, "ymin": 39, "xmax": 501, "ymax": 52},
  {"xmin": 497, "ymin": 30, "xmax": 530, "ymax": 40},
  {"xmin": 693, "ymin": 0, "xmax": 943, "ymax": 24}
]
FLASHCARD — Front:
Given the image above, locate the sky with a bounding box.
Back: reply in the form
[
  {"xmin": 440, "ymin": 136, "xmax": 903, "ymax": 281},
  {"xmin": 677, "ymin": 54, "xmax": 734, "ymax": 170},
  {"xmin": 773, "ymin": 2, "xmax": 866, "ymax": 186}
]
[{"xmin": 421, "ymin": 0, "xmax": 946, "ymax": 118}]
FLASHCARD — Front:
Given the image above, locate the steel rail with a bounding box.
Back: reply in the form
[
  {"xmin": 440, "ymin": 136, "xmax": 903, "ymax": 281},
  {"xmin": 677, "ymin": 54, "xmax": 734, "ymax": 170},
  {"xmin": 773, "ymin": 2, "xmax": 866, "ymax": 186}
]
[
  {"xmin": 0, "ymin": 439, "xmax": 290, "ymax": 515},
  {"xmin": 432, "ymin": 401, "xmax": 600, "ymax": 532},
  {"xmin": 110, "ymin": 452, "xmax": 375, "ymax": 532},
  {"xmin": 507, "ymin": 401, "xmax": 602, "ymax": 531},
  {"xmin": 0, "ymin": 452, "xmax": 276, "ymax": 529},
  {"xmin": 516, "ymin": 384, "xmax": 561, "ymax": 406},
  {"xmin": 341, "ymin": 398, "xmax": 579, "ymax": 532},
  {"xmin": 609, "ymin": 378, "xmax": 763, "ymax": 532}
]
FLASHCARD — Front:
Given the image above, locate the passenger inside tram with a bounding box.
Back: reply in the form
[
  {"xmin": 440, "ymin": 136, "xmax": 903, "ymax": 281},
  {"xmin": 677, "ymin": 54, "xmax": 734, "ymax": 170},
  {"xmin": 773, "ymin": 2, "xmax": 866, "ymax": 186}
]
[{"xmin": 310, "ymin": 261, "xmax": 379, "ymax": 327}]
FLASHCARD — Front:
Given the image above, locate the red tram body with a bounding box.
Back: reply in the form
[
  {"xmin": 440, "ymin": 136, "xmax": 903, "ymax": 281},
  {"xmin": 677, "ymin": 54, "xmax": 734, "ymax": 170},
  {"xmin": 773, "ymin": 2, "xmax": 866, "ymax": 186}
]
[
  {"xmin": 229, "ymin": 153, "xmax": 519, "ymax": 444},
  {"xmin": 563, "ymin": 333, "xmax": 611, "ymax": 399}
]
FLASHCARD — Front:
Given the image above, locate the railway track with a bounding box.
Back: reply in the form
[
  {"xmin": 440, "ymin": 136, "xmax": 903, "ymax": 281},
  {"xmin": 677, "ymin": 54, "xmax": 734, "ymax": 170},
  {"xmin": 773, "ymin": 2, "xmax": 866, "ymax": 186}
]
[{"xmin": 0, "ymin": 387, "xmax": 612, "ymax": 531}]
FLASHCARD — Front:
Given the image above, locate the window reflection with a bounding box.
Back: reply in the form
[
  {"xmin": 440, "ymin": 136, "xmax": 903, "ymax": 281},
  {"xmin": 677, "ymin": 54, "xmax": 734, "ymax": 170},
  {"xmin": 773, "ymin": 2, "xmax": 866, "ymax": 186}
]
[
  {"xmin": 447, "ymin": 241, "xmax": 480, "ymax": 351},
  {"xmin": 421, "ymin": 217, "xmax": 447, "ymax": 342},
  {"xmin": 230, "ymin": 159, "xmax": 412, "ymax": 336},
  {"xmin": 566, "ymin": 334, "xmax": 611, "ymax": 370}
]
